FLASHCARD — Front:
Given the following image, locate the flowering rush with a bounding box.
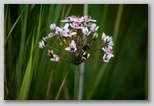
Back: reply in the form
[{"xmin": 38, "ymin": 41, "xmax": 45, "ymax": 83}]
[{"xmin": 39, "ymin": 15, "xmax": 114, "ymax": 65}]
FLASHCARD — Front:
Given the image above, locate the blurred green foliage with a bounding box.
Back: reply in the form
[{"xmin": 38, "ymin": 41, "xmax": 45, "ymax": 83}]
[{"xmin": 4, "ymin": 4, "xmax": 148, "ymax": 100}]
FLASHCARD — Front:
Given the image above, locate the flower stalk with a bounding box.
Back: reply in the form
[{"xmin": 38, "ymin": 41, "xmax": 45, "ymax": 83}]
[{"xmin": 74, "ymin": 65, "xmax": 80, "ymax": 100}]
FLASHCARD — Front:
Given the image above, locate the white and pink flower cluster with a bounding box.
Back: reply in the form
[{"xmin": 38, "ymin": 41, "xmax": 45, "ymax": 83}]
[
  {"xmin": 39, "ymin": 15, "xmax": 114, "ymax": 64},
  {"xmin": 101, "ymin": 32, "xmax": 114, "ymax": 62}
]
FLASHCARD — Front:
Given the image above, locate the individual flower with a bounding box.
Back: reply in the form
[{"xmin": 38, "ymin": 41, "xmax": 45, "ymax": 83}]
[
  {"xmin": 101, "ymin": 32, "xmax": 114, "ymax": 46},
  {"xmin": 56, "ymin": 23, "xmax": 77, "ymax": 37},
  {"xmin": 101, "ymin": 32, "xmax": 107, "ymax": 42},
  {"xmin": 102, "ymin": 47, "xmax": 114, "ymax": 62},
  {"xmin": 102, "ymin": 46, "xmax": 114, "ymax": 55},
  {"xmin": 62, "ymin": 28, "xmax": 77, "ymax": 37},
  {"xmin": 93, "ymin": 32, "xmax": 98, "ymax": 40},
  {"xmin": 81, "ymin": 16, "xmax": 96, "ymax": 22},
  {"xmin": 70, "ymin": 22, "xmax": 83, "ymax": 29},
  {"xmin": 103, "ymin": 53, "xmax": 114, "ymax": 62},
  {"xmin": 89, "ymin": 23, "xmax": 99, "ymax": 32},
  {"xmin": 48, "ymin": 33, "xmax": 56, "ymax": 38},
  {"xmin": 50, "ymin": 23, "xmax": 56, "ymax": 31},
  {"xmin": 61, "ymin": 16, "xmax": 76, "ymax": 22},
  {"xmin": 106, "ymin": 39, "xmax": 114, "ymax": 46},
  {"xmin": 73, "ymin": 16, "xmax": 83, "ymax": 23},
  {"xmin": 65, "ymin": 40, "xmax": 77, "ymax": 52},
  {"xmin": 48, "ymin": 49, "xmax": 60, "ymax": 62},
  {"xmin": 39, "ymin": 37, "xmax": 46, "ymax": 49},
  {"xmin": 81, "ymin": 27, "xmax": 91, "ymax": 36}
]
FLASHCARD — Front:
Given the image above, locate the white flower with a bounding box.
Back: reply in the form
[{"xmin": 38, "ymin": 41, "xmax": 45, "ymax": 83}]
[
  {"xmin": 103, "ymin": 53, "xmax": 114, "ymax": 62},
  {"xmin": 65, "ymin": 40, "xmax": 77, "ymax": 52},
  {"xmin": 93, "ymin": 32, "xmax": 98, "ymax": 40},
  {"xmin": 62, "ymin": 23, "xmax": 77, "ymax": 37},
  {"xmin": 64, "ymin": 23, "xmax": 69, "ymax": 29},
  {"xmin": 81, "ymin": 16, "xmax": 96, "ymax": 22},
  {"xmin": 61, "ymin": 16, "xmax": 96, "ymax": 23},
  {"xmin": 63, "ymin": 30, "xmax": 77, "ymax": 37},
  {"xmin": 106, "ymin": 40, "xmax": 114, "ymax": 46},
  {"xmin": 101, "ymin": 32, "xmax": 107, "ymax": 42},
  {"xmin": 50, "ymin": 54, "xmax": 60, "ymax": 62},
  {"xmin": 39, "ymin": 38, "xmax": 46, "ymax": 49},
  {"xmin": 82, "ymin": 27, "xmax": 91, "ymax": 36},
  {"xmin": 55, "ymin": 27, "xmax": 63, "ymax": 38},
  {"xmin": 101, "ymin": 32, "xmax": 114, "ymax": 46},
  {"xmin": 61, "ymin": 16, "xmax": 75, "ymax": 22},
  {"xmin": 48, "ymin": 33, "xmax": 56, "ymax": 38},
  {"xmin": 104, "ymin": 36, "xmax": 113, "ymax": 46},
  {"xmin": 73, "ymin": 17, "xmax": 83, "ymax": 23},
  {"xmin": 50, "ymin": 23, "xmax": 56, "ymax": 31},
  {"xmin": 48, "ymin": 50, "xmax": 60, "ymax": 62},
  {"xmin": 70, "ymin": 22, "xmax": 83, "ymax": 29},
  {"xmin": 102, "ymin": 46, "xmax": 114, "ymax": 56},
  {"xmin": 55, "ymin": 27, "xmax": 61, "ymax": 35},
  {"xmin": 89, "ymin": 23, "xmax": 99, "ymax": 32},
  {"xmin": 39, "ymin": 41, "xmax": 45, "ymax": 49}
]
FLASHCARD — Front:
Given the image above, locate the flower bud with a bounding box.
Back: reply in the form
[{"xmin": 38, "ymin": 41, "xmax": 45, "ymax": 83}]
[{"xmin": 82, "ymin": 44, "xmax": 90, "ymax": 51}]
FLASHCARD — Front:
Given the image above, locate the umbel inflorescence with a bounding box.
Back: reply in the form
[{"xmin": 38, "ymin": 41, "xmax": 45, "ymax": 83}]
[{"xmin": 39, "ymin": 16, "xmax": 114, "ymax": 65}]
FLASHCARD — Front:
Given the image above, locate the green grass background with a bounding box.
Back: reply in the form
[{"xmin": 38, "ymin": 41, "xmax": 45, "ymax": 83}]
[{"xmin": 4, "ymin": 4, "xmax": 148, "ymax": 100}]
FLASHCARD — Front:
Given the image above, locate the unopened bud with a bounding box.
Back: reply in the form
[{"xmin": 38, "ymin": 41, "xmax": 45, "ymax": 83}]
[
  {"xmin": 93, "ymin": 32, "xmax": 98, "ymax": 41},
  {"xmin": 82, "ymin": 44, "xmax": 90, "ymax": 51}
]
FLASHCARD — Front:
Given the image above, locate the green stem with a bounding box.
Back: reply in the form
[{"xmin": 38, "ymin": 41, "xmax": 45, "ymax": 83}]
[
  {"xmin": 74, "ymin": 66, "xmax": 80, "ymax": 100},
  {"xmin": 78, "ymin": 63, "xmax": 84, "ymax": 100}
]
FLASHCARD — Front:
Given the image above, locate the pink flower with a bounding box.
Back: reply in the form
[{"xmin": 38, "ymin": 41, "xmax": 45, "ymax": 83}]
[
  {"xmin": 101, "ymin": 32, "xmax": 107, "ymax": 42},
  {"xmin": 50, "ymin": 54, "xmax": 60, "ymax": 62},
  {"xmin": 103, "ymin": 53, "xmax": 114, "ymax": 62},
  {"xmin": 89, "ymin": 23, "xmax": 99, "ymax": 32},
  {"xmin": 81, "ymin": 16, "xmax": 96, "ymax": 22},
  {"xmin": 65, "ymin": 40, "xmax": 77, "ymax": 52},
  {"xmin": 48, "ymin": 50, "xmax": 60, "ymax": 62},
  {"xmin": 70, "ymin": 22, "xmax": 83, "ymax": 29},
  {"xmin": 63, "ymin": 23, "xmax": 77, "ymax": 37},
  {"xmin": 50, "ymin": 23, "xmax": 56, "ymax": 31},
  {"xmin": 39, "ymin": 37, "xmax": 46, "ymax": 49},
  {"xmin": 102, "ymin": 46, "xmax": 114, "ymax": 55},
  {"xmin": 81, "ymin": 27, "xmax": 91, "ymax": 36},
  {"xmin": 48, "ymin": 33, "xmax": 56, "ymax": 38},
  {"xmin": 101, "ymin": 32, "xmax": 114, "ymax": 46},
  {"xmin": 61, "ymin": 16, "xmax": 76, "ymax": 22}
]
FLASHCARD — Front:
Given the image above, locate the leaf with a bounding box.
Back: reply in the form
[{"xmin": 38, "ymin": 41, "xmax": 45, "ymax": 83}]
[{"xmin": 17, "ymin": 37, "xmax": 34, "ymax": 100}]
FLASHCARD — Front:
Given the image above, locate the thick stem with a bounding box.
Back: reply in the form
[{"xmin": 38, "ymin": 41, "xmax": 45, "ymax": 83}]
[
  {"xmin": 74, "ymin": 66, "xmax": 80, "ymax": 100},
  {"xmin": 78, "ymin": 63, "xmax": 84, "ymax": 100},
  {"xmin": 77, "ymin": 4, "xmax": 88, "ymax": 100},
  {"xmin": 74, "ymin": 4, "xmax": 88, "ymax": 100}
]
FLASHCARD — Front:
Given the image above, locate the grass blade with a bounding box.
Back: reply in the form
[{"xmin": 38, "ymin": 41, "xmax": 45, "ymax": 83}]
[
  {"xmin": 16, "ymin": 5, "xmax": 29, "ymax": 95},
  {"xmin": 17, "ymin": 36, "xmax": 34, "ymax": 100},
  {"xmin": 4, "ymin": 5, "xmax": 27, "ymax": 45},
  {"xmin": 55, "ymin": 70, "xmax": 69, "ymax": 100}
]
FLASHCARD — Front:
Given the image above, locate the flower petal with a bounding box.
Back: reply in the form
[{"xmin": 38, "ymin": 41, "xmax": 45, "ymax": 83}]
[{"xmin": 65, "ymin": 47, "xmax": 70, "ymax": 51}]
